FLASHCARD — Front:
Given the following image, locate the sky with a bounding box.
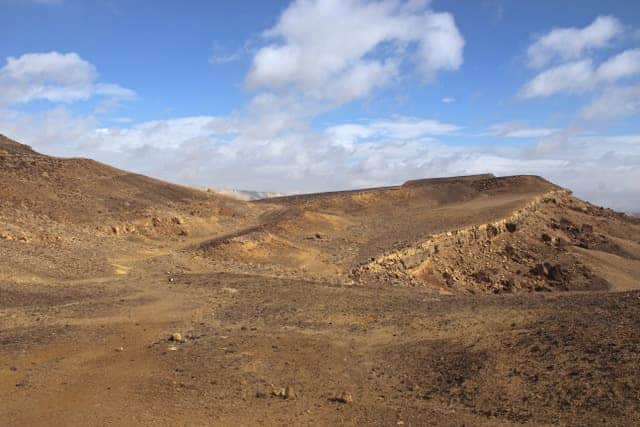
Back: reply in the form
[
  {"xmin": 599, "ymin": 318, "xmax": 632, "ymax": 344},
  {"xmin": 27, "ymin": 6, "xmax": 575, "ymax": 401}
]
[{"xmin": 1, "ymin": 0, "xmax": 640, "ymax": 211}]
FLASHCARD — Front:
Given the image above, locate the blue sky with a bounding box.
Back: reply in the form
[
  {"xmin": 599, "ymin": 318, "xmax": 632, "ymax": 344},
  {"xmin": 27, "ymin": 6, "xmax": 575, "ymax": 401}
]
[{"xmin": 1, "ymin": 0, "xmax": 640, "ymax": 210}]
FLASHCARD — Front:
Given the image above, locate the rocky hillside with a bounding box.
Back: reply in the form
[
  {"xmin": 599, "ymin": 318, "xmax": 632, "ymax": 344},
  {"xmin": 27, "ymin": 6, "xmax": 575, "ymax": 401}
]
[
  {"xmin": 2, "ymin": 134, "xmax": 639, "ymax": 291},
  {"xmin": 353, "ymin": 189, "xmax": 640, "ymax": 293},
  {"xmin": 196, "ymin": 173, "xmax": 640, "ymax": 293},
  {"xmin": 0, "ymin": 134, "xmax": 257, "ymax": 280}
]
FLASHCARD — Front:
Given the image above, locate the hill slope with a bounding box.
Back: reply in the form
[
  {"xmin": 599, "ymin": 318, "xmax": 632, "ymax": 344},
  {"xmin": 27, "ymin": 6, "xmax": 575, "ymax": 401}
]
[
  {"xmin": 197, "ymin": 173, "xmax": 640, "ymax": 293},
  {"xmin": 0, "ymin": 134, "xmax": 246, "ymax": 224},
  {"xmin": 0, "ymin": 134, "xmax": 256, "ymax": 280}
]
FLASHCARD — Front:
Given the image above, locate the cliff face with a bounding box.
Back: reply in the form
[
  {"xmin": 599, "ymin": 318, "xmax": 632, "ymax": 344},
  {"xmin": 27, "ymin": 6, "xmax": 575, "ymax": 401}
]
[{"xmin": 352, "ymin": 189, "xmax": 640, "ymax": 292}]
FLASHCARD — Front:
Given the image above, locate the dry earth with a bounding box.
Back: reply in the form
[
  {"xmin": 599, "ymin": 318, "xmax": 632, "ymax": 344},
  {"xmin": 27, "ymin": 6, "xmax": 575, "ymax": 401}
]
[{"xmin": 1, "ymin": 134, "xmax": 640, "ymax": 426}]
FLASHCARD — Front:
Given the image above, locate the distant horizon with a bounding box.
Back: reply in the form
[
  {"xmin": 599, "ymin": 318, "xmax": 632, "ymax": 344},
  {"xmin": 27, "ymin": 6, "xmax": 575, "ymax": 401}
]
[
  {"xmin": 4, "ymin": 131, "xmax": 638, "ymax": 214},
  {"xmin": 1, "ymin": 0, "xmax": 640, "ymax": 211}
]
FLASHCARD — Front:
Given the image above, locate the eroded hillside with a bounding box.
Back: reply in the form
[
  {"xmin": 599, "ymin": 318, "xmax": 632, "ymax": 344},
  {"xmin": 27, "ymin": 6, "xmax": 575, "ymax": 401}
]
[
  {"xmin": 0, "ymin": 135, "xmax": 261, "ymax": 281},
  {"xmin": 196, "ymin": 174, "xmax": 640, "ymax": 293}
]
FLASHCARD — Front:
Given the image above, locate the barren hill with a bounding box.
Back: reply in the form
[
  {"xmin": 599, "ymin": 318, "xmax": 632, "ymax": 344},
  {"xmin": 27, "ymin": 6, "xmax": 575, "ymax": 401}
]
[
  {"xmin": 0, "ymin": 134, "xmax": 38, "ymax": 155},
  {"xmin": 200, "ymin": 173, "xmax": 640, "ymax": 293},
  {"xmin": 0, "ymin": 134, "xmax": 247, "ymax": 224},
  {"xmin": 0, "ymin": 134, "xmax": 255, "ymax": 281},
  {"xmin": 1, "ymin": 135, "xmax": 640, "ymax": 426}
]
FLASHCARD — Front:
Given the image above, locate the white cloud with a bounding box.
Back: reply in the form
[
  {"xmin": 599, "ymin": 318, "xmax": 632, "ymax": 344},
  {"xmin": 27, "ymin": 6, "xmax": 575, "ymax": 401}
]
[
  {"xmin": 321, "ymin": 59, "xmax": 399, "ymax": 104},
  {"xmin": 489, "ymin": 122, "xmax": 559, "ymax": 138},
  {"xmin": 524, "ymin": 132, "xmax": 640, "ymax": 211},
  {"xmin": 596, "ymin": 48, "xmax": 640, "ymax": 81},
  {"xmin": 209, "ymin": 51, "xmax": 243, "ymax": 64},
  {"xmin": 326, "ymin": 117, "xmax": 460, "ymax": 146},
  {"xmin": 519, "ymin": 60, "xmax": 595, "ymax": 98},
  {"xmin": 580, "ymin": 84, "xmax": 640, "ymax": 120},
  {"xmin": 0, "ymin": 52, "xmax": 135, "ymax": 105},
  {"xmin": 246, "ymin": 0, "xmax": 464, "ymax": 104},
  {"xmin": 3, "ymin": 106, "xmax": 640, "ymax": 212},
  {"xmin": 519, "ymin": 49, "xmax": 640, "ymax": 98},
  {"xmin": 369, "ymin": 117, "xmax": 460, "ymax": 138},
  {"xmin": 91, "ymin": 116, "xmax": 239, "ymax": 151},
  {"xmin": 0, "ymin": 107, "xmax": 98, "ymax": 156},
  {"xmin": 209, "ymin": 40, "xmax": 249, "ymax": 64},
  {"xmin": 108, "ymin": 117, "xmax": 133, "ymax": 124},
  {"xmin": 441, "ymin": 97, "xmax": 455, "ymax": 103},
  {"xmin": 527, "ymin": 15, "xmax": 622, "ymax": 68}
]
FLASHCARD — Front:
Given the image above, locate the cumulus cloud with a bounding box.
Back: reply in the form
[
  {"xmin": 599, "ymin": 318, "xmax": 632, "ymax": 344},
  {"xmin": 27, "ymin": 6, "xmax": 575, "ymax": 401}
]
[
  {"xmin": 246, "ymin": 0, "xmax": 464, "ymax": 104},
  {"xmin": 527, "ymin": 15, "xmax": 622, "ymax": 68},
  {"xmin": 519, "ymin": 49, "xmax": 640, "ymax": 98},
  {"xmin": 0, "ymin": 52, "xmax": 135, "ymax": 105}
]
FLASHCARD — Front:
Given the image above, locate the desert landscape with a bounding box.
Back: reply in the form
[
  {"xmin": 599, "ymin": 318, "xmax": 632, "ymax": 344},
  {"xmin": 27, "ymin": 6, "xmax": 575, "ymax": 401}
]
[{"xmin": 2, "ymin": 134, "xmax": 639, "ymax": 426}]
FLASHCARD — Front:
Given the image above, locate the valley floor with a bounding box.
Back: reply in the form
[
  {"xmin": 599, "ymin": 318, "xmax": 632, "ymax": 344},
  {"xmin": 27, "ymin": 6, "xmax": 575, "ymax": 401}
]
[{"xmin": 2, "ymin": 231, "xmax": 640, "ymax": 426}]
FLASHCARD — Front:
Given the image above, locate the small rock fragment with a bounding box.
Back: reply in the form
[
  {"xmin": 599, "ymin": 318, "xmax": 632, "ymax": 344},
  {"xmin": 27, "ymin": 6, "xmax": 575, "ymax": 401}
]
[
  {"xmin": 0, "ymin": 231, "xmax": 14, "ymax": 241},
  {"xmin": 169, "ymin": 332, "xmax": 184, "ymax": 343},
  {"xmin": 285, "ymin": 385, "xmax": 297, "ymax": 400},
  {"xmin": 271, "ymin": 387, "xmax": 286, "ymax": 398},
  {"xmin": 333, "ymin": 391, "xmax": 353, "ymax": 403},
  {"xmin": 547, "ymin": 264, "xmax": 563, "ymax": 282}
]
